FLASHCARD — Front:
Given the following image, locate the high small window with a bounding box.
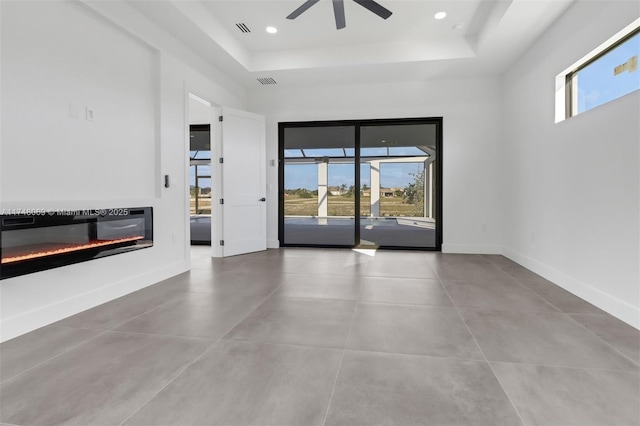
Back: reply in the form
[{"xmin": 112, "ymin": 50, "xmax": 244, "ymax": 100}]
[
  {"xmin": 571, "ymin": 31, "xmax": 639, "ymax": 114},
  {"xmin": 556, "ymin": 19, "xmax": 639, "ymax": 122}
]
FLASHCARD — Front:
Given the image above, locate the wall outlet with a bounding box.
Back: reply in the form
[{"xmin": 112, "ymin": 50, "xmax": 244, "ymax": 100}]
[
  {"xmin": 481, "ymin": 223, "xmax": 487, "ymax": 232},
  {"xmin": 85, "ymin": 107, "xmax": 95, "ymax": 121}
]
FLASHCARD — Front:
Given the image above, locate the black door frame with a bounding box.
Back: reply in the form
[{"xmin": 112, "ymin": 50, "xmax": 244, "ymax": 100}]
[{"xmin": 278, "ymin": 117, "xmax": 443, "ymax": 251}]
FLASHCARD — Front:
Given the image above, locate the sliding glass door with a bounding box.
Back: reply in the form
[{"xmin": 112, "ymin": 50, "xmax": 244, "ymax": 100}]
[
  {"xmin": 279, "ymin": 118, "xmax": 441, "ymax": 250},
  {"xmin": 359, "ymin": 123, "xmax": 438, "ymax": 248},
  {"xmin": 281, "ymin": 125, "xmax": 356, "ymax": 246}
]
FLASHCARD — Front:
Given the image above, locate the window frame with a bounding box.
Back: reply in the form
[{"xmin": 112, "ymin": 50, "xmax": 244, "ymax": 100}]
[{"xmin": 556, "ymin": 19, "xmax": 640, "ymax": 122}]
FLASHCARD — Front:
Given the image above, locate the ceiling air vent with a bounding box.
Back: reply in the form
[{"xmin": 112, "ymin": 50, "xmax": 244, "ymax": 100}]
[
  {"xmin": 257, "ymin": 77, "xmax": 277, "ymax": 85},
  {"xmin": 235, "ymin": 23, "xmax": 251, "ymax": 33}
]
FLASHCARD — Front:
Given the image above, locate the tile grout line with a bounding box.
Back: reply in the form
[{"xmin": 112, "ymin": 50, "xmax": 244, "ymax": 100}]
[
  {"xmin": 98, "ymin": 328, "xmax": 218, "ymax": 341},
  {"xmin": 116, "ymin": 339, "xmax": 216, "ymax": 426},
  {"xmin": 101, "ymin": 295, "xmax": 183, "ymax": 332},
  {"xmin": 321, "ymin": 289, "xmax": 362, "ymax": 426},
  {"xmin": 486, "ymin": 259, "xmax": 640, "ymax": 368},
  {"xmin": 563, "ymin": 315, "xmax": 640, "ymax": 369},
  {"xmin": 219, "ymin": 337, "xmax": 344, "ymax": 351},
  {"xmin": 342, "ymin": 346, "xmax": 634, "ymax": 373},
  {"xmin": 487, "ymin": 359, "xmax": 640, "ymax": 373},
  {"xmin": 492, "ymin": 264, "xmax": 567, "ymax": 314},
  {"xmin": 104, "ymin": 270, "xmax": 282, "ymax": 332},
  {"xmin": 271, "ymin": 294, "xmax": 453, "ymax": 308},
  {"xmin": 0, "ymin": 329, "xmax": 110, "ymax": 385},
  {"xmin": 54, "ymin": 288, "xmax": 189, "ymax": 335},
  {"xmin": 214, "ymin": 331, "xmax": 632, "ymax": 374},
  {"xmin": 0, "ymin": 286, "xmax": 202, "ymax": 385},
  {"xmin": 475, "ymin": 257, "xmax": 565, "ymax": 314},
  {"xmin": 438, "ymin": 279, "xmax": 529, "ymax": 426},
  {"xmin": 117, "ymin": 279, "xmax": 285, "ymax": 426},
  {"xmin": 438, "ymin": 258, "xmax": 638, "ymax": 371},
  {"xmin": 486, "ymin": 256, "xmax": 611, "ymax": 318}
]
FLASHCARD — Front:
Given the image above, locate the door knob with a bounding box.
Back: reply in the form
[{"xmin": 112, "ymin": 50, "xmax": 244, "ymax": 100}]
[{"xmin": 259, "ymin": 197, "xmax": 266, "ymax": 202}]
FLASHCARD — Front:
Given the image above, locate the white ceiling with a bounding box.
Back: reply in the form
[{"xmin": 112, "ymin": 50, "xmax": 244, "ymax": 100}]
[{"xmin": 127, "ymin": 0, "xmax": 575, "ymax": 88}]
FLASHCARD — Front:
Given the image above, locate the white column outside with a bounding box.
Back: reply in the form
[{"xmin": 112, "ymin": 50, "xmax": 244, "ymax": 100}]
[
  {"xmin": 317, "ymin": 161, "xmax": 328, "ymax": 220},
  {"xmin": 370, "ymin": 161, "xmax": 380, "ymax": 217},
  {"xmin": 423, "ymin": 159, "xmax": 430, "ymax": 218},
  {"xmin": 428, "ymin": 160, "xmax": 435, "ymax": 218}
]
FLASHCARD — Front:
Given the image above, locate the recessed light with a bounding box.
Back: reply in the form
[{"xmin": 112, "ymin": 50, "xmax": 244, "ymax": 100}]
[
  {"xmin": 434, "ymin": 11, "xmax": 447, "ymax": 20},
  {"xmin": 452, "ymin": 23, "xmax": 464, "ymax": 30},
  {"xmin": 266, "ymin": 26, "xmax": 278, "ymax": 34}
]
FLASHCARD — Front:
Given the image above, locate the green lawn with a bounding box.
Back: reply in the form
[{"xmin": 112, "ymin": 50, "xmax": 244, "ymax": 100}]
[
  {"xmin": 190, "ymin": 197, "xmax": 211, "ymax": 215},
  {"xmin": 191, "ymin": 194, "xmax": 424, "ymax": 217},
  {"xmin": 285, "ymin": 194, "xmax": 423, "ymax": 217}
]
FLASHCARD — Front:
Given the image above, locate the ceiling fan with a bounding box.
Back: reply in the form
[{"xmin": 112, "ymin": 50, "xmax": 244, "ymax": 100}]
[{"xmin": 287, "ymin": 0, "xmax": 392, "ymax": 30}]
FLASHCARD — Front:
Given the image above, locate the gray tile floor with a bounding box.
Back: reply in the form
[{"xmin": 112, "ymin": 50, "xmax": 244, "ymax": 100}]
[{"xmin": 1, "ymin": 247, "xmax": 638, "ymax": 426}]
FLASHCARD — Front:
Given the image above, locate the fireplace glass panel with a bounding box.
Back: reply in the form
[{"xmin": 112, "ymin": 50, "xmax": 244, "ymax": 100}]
[{"xmin": 0, "ymin": 207, "xmax": 152, "ymax": 280}]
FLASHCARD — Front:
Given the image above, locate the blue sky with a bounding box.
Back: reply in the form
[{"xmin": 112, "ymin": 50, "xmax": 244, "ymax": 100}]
[
  {"xmin": 283, "ymin": 146, "xmax": 429, "ymax": 190},
  {"xmin": 190, "ymin": 162, "xmax": 425, "ymax": 190},
  {"xmin": 578, "ymin": 32, "xmax": 639, "ymax": 113},
  {"xmin": 284, "ymin": 162, "xmax": 424, "ymax": 190},
  {"xmin": 189, "ymin": 155, "xmax": 426, "ymax": 189},
  {"xmin": 189, "ymin": 162, "xmax": 211, "ymax": 188}
]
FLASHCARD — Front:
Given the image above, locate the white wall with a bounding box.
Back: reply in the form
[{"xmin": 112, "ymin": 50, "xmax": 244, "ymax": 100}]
[
  {"xmin": 1, "ymin": 2, "xmax": 156, "ymax": 203},
  {"xmin": 190, "ymin": 97, "xmax": 214, "ymax": 125},
  {"xmin": 501, "ymin": 0, "xmax": 640, "ymax": 328},
  {"xmin": 248, "ymin": 78, "xmax": 504, "ymax": 252},
  {"xmin": 0, "ymin": 0, "xmax": 246, "ymax": 342}
]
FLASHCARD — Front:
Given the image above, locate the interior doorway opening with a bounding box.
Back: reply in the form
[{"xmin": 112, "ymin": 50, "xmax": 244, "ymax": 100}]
[
  {"xmin": 188, "ymin": 95, "xmax": 213, "ymax": 246},
  {"xmin": 189, "ymin": 124, "xmax": 212, "ymax": 245},
  {"xmin": 185, "ymin": 95, "xmax": 266, "ymax": 257}
]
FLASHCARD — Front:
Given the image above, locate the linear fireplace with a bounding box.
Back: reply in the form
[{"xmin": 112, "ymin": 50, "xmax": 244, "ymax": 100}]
[{"xmin": 0, "ymin": 207, "xmax": 153, "ymax": 280}]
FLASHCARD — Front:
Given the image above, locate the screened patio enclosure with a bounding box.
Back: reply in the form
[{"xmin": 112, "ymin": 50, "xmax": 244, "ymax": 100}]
[
  {"xmin": 189, "ymin": 124, "xmax": 212, "ymax": 245},
  {"xmin": 279, "ymin": 119, "xmax": 442, "ymax": 249}
]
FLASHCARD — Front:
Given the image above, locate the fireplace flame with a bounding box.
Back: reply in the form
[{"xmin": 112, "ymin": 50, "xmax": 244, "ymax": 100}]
[{"xmin": 1, "ymin": 236, "xmax": 144, "ymax": 264}]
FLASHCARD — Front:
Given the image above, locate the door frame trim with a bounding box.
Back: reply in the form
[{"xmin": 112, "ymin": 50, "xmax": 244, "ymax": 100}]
[{"xmin": 185, "ymin": 90, "xmax": 222, "ymax": 257}]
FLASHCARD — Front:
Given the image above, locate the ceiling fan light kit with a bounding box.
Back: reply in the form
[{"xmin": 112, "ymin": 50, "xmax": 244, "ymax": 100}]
[{"xmin": 287, "ymin": 0, "xmax": 392, "ymax": 30}]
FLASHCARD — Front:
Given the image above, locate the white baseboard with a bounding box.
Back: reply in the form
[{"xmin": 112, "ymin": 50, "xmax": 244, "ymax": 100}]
[
  {"xmin": 267, "ymin": 239, "xmax": 280, "ymax": 249},
  {"xmin": 0, "ymin": 261, "xmax": 188, "ymax": 343},
  {"xmin": 502, "ymin": 247, "xmax": 640, "ymax": 330},
  {"xmin": 442, "ymin": 244, "xmax": 502, "ymax": 254}
]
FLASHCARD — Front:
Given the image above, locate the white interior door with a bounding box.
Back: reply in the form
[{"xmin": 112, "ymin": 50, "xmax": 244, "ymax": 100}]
[{"xmin": 220, "ymin": 107, "xmax": 267, "ymax": 256}]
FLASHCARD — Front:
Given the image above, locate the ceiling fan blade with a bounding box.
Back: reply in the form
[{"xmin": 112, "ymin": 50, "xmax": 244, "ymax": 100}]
[
  {"xmin": 353, "ymin": 0, "xmax": 392, "ymax": 19},
  {"xmin": 286, "ymin": 0, "xmax": 320, "ymax": 20},
  {"xmin": 333, "ymin": 0, "xmax": 346, "ymax": 29}
]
